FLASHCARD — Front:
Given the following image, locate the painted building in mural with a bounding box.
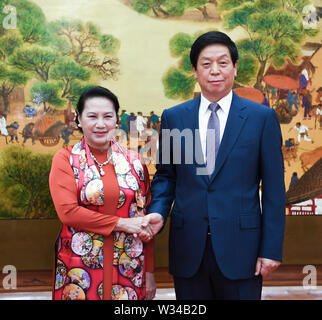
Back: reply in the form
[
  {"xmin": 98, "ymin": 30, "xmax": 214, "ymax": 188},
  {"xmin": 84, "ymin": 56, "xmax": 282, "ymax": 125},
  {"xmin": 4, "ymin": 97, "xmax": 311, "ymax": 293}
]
[{"xmin": 0, "ymin": 0, "xmax": 321, "ymax": 219}]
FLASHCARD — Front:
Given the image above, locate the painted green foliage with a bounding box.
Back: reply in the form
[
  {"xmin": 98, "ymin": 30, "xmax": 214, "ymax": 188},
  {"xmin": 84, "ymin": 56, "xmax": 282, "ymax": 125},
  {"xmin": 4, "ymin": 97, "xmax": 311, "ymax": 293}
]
[
  {"xmin": 162, "ymin": 0, "xmax": 319, "ymax": 100},
  {"xmin": 0, "ymin": 0, "xmax": 120, "ymax": 113},
  {"xmin": 132, "ymin": 0, "xmax": 217, "ymax": 19},
  {"xmin": 219, "ymin": 0, "xmax": 319, "ymax": 89},
  {"xmin": 0, "ymin": 146, "xmax": 56, "ymax": 219}
]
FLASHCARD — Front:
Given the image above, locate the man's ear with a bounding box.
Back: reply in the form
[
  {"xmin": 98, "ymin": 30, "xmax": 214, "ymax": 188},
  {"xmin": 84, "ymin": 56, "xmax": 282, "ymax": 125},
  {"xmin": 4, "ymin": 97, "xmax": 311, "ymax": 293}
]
[
  {"xmin": 234, "ymin": 60, "xmax": 238, "ymax": 78},
  {"xmin": 192, "ymin": 66, "xmax": 198, "ymax": 79}
]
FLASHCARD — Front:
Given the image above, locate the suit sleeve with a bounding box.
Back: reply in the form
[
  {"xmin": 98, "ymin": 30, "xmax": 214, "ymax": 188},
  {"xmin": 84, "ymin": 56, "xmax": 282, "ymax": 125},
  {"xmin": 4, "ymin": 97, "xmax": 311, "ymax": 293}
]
[
  {"xmin": 259, "ymin": 108, "xmax": 286, "ymax": 261},
  {"xmin": 147, "ymin": 110, "xmax": 176, "ymax": 225}
]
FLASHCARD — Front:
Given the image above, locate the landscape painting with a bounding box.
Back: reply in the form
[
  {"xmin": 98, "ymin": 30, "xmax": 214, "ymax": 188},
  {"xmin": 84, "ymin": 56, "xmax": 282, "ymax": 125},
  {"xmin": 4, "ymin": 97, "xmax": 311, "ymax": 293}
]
[{"xmin": 0, "ymin": 0, "xmax": 321, "ymax": 219}]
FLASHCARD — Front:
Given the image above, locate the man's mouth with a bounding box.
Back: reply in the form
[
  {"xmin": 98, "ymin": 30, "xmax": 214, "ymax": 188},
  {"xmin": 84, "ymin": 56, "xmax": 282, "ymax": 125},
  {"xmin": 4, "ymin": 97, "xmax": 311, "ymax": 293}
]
[{"xmin": 209, "ymin": 79, "xmax": 223, "ymax": 83}]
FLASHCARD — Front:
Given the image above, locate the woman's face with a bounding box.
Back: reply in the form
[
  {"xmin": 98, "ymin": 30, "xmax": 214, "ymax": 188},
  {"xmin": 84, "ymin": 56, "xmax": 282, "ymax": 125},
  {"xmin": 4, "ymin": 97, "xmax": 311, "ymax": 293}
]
[{"xmin": 78, "ymin": 96, "xmax": 117, "ymax": 151}]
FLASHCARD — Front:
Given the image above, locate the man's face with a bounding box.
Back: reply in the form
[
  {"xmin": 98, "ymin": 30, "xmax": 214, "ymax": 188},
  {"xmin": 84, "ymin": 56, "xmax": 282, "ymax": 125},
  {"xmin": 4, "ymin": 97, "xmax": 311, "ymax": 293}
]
[{"xmin": 192, "ymin": 44, "xmax": 238, "ymax": 102}]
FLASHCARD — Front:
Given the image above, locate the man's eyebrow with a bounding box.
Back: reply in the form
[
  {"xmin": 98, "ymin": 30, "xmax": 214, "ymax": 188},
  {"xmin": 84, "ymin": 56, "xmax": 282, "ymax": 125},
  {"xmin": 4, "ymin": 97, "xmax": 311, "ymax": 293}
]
[{"xmin": 199, "ymin": 54, "xmax": 230, "ymax": 60}]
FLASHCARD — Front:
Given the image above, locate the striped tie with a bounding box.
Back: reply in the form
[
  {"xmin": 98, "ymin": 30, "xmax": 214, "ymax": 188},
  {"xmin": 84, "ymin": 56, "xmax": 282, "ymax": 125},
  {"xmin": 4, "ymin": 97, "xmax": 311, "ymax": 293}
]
[{"xmin": 206, "ymin": 102, "xmax": 220, "ymax": 177}]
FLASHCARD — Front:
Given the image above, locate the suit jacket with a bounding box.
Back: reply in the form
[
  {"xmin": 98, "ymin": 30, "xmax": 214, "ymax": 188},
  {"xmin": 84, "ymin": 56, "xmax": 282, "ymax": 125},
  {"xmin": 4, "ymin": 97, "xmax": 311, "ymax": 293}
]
[{"xmin": 148, "ymin": 92, "xmax": 285, "ymax": 280}]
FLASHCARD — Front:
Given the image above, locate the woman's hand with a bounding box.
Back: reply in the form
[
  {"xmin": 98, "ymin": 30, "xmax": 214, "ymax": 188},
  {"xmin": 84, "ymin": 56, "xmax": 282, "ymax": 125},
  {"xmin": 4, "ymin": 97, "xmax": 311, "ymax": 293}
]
[
  {"xmin": 115, "ymin": 217, "xmax": 152, "ymax": 237},
  {"xmin": 114, "ymin": 213, "xmax": 164, "ymax": 241},
  {"xmin": 145, "ymin": 272, "xmax": 156, "ymax": 300}
]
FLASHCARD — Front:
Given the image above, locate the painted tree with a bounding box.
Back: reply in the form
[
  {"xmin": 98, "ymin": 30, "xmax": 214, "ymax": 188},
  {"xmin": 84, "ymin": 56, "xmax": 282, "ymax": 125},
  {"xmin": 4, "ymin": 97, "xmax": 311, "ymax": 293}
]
[
  {"xmin": 30, "ymin": 82, "xmax": 64, "ymax": 113},
  {"xmin": 218, "ymin": 0, "xmax": 319, "ymax": 89},
  {"xmin": 162, "ymin": 32, "xmax": 196, "ymax": 100},
  {"xmin": 10, "ymin": 0, "xmax": 50, "ymax": 44},
  {"xmin": 0, "ymin": 0, "xmax": 121, "ymax": 115},
  {"xmin": 132, "ymin": 0, "xmax": 218, "ymax": 19},
  {"xmin": 10, "ymin": 46, "xmax": 59, "ymax": 82},
  {"xmin": 0, "ymin": 0, "xmax": 52, "ymax": 112},
  {"xmin": 49, "ymin": 19, "xmax": 120, "ymax": 80},
  {"xmin": 50, "ymin": 58, "xmax": 91, "ymax": 100},
  {"xmin": 0, "ymin": 31, "xmax": 28, "ymax": 112}
]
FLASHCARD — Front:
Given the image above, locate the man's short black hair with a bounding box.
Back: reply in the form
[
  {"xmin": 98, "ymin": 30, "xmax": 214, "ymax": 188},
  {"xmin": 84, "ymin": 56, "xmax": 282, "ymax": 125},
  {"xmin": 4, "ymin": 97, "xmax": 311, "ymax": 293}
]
[{"xmin": 190, "ymin": 31, "xmax": 238, "ymax": 69}]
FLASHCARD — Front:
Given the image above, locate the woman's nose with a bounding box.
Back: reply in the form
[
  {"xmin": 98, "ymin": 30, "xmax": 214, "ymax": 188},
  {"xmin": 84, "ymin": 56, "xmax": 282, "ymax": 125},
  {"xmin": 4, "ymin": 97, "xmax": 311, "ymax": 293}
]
[{"xmin": 96, "ymin": 117, "xmax": 105, "ymax": 127}]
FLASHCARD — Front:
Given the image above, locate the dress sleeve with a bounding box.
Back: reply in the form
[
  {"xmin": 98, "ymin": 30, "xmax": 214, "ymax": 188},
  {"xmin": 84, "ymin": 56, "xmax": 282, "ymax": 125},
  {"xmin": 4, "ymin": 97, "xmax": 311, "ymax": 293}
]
[
  {"xmin": 49, "ymin": 148, "xmax": 120, "ymax": 237},
  {"xmin": 143, "ymin": 163, "xmax": 154, "ymax": 272}
]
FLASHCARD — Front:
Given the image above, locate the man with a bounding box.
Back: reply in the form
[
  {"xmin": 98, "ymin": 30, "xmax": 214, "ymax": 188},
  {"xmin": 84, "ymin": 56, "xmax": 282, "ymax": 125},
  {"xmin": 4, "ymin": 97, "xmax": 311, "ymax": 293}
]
[{"xmin": 148, "ymin": 31, "xmax": 285, "ymax": 300}]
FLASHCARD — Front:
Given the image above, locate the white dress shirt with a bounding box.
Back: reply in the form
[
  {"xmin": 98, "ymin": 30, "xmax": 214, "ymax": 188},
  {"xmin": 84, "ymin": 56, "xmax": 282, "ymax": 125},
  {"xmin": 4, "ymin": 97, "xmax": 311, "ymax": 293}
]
[{"xmin": 198, "ymin": 91, "xmax": 232, "ymax": 161}]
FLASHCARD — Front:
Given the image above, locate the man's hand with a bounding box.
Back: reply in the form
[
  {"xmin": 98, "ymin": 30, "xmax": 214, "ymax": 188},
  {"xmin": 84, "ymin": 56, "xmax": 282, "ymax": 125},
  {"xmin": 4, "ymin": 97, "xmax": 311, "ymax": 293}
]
[
  {"xmin": 138, "ymin": 213, "xmax": 164, "ymax": 242},
  {"xmin": 255, "ymin": 257, "xmax": 281, "ymax": 277},
  {"xmin": 146, "ymin": 213, "xmax": 164, "ymax": 235}
]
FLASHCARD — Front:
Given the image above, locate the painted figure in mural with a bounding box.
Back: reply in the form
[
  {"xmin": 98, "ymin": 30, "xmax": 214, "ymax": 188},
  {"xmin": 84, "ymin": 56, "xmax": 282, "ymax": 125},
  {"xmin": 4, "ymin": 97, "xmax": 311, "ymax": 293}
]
[
  {"xmin": 61, "ymin": 124, "xmax": 75, "ymax": 148},
  {"xmin": 147, "ymin": 111, "xmax": 160, "ymax": 130},
  {"xmin": 22, "ymin": 123, "xmax": 35, "ymax": 145},
  {"xmin": 120, "ymin": 110, "xmax": 130, "ymax": 140},
  {"xmin": 262, "ymin": 93, "xmax": 270, "ymax": 108},
  {"xmin": 290, "ymin": 122, "xmax": 314, "ymax": 144},
  {"xmin": 136, "ymin": 112, "xmax": 147, "ymax": 138},
  {"xmin": 315, "ymin": 87, "xmax": 322, "ymax": 129},
  {"xmin": 287, "ymin": 91, "xmax": 299, "ymax": 111},
  {"xmin": 299, "ymin": 68, "xmax": 310, "ymax": 93},
  {"xmin": 0, "ymin": 112, "xmax": 8, "ymax": 136},
  {"xmin": 300, "ymin": 92, "xmax": 312, "ymax": 120},
  {"xmin": 23, "ymin": 105, "xmax": 37, "ymax": 118},
  {"xmin": 128, "ymin": 112, "xmax": 137, "ymax": 138},
  {"xmin": 288, "ymin": 172, "xmax": 299, "ymax": 191},
  {"xmin": 148, "ymin": 31, "xmax": 285, "ymax": 300},
  {"xmin": 7, "ymin": 121, "xmax": 19, "ymax": 143},
  {"xmin": 49, "ymin": 86, "xmax": 163, "ymax": 300},
  {"xmin": 285, "ymin": 138, "xmax": 295, "ymax": 150}
]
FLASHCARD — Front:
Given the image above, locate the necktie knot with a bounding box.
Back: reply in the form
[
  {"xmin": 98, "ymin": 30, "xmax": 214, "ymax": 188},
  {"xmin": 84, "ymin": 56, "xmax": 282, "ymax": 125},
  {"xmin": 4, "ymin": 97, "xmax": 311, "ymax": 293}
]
[{"xmin": 209, "ymin": 102, "xmax": 220, "ymax": 113}]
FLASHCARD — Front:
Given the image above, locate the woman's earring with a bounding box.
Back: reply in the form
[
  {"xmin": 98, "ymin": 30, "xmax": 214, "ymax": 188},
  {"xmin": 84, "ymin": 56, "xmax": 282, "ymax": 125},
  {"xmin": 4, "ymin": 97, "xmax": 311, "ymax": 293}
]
[{"xmin": 78, "ymin": 123, "xmax": 82, "ymax": 127}]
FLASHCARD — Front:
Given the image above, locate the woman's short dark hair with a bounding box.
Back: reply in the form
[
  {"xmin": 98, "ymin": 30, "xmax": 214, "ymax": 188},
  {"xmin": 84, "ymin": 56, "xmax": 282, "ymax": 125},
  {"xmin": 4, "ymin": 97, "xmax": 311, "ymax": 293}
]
[
  {"xmin": 75, "ymin": 86, "xmax": 120, "ymax": 133},
  {"xmin": 190, "ymin": 31, "xmax": 238, "ymax": 69}
]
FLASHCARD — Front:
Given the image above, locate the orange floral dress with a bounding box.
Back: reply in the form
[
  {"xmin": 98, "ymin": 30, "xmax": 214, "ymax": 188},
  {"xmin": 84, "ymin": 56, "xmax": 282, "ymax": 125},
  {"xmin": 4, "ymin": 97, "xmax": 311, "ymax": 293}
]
[{"xmin": 49, "ymin": 138, "xmax": 154, "ymax": 300}]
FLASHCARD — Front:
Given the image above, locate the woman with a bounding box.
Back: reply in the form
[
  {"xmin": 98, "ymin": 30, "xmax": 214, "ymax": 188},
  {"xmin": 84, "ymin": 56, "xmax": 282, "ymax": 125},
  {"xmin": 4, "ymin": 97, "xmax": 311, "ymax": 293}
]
[{"xmin": 49, "ymin": 86, "xmax": 161, "ymax": 300}]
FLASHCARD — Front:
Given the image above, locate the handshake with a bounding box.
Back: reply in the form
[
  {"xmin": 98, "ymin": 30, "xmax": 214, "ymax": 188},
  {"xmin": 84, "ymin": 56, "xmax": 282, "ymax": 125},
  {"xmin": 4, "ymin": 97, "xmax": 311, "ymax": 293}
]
[{"xmin": 115, "ymin": 213, "xmax": 164, "ymax": 242}]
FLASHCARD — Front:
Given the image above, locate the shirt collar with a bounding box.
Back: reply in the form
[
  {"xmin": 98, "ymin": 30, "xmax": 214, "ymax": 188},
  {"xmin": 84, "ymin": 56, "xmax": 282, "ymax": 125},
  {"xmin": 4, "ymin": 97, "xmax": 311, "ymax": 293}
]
[{"xmin": 200, "ymin": 90, "xmax": 233, "ymax": 115}]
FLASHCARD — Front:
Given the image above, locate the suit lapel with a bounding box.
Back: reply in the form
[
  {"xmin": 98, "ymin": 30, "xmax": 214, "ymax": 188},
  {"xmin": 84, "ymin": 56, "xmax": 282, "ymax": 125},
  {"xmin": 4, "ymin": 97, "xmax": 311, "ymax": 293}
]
[
  {"xmin": 181, "ymin": 96, "xmax": 209, "ymax": 184},
  {"xmin": 209, "ymin": 93, "xmax": 248, "ymax": 183}
]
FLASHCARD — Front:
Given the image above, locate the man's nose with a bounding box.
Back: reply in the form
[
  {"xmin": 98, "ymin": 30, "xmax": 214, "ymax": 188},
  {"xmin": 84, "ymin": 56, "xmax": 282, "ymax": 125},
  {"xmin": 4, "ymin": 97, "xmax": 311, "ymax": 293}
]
[{"xmin": 210, "ymin": 63, "xmax": 220, "ymax": 74}]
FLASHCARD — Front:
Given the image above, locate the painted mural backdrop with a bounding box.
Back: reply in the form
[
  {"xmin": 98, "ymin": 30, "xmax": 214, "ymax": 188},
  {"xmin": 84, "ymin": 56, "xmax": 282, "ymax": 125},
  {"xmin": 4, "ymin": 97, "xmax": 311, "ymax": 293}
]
[{"xmin": 0, "ymin": 0, "xmax": 320, "ymax": 219}]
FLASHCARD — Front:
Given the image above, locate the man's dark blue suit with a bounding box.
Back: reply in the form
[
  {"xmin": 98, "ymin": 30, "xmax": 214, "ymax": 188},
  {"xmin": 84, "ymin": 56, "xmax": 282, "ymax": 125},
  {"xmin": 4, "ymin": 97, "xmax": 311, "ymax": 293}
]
[{"xmin": 148, "ymin": 92, "xmax": 285, "ymax": 298}]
